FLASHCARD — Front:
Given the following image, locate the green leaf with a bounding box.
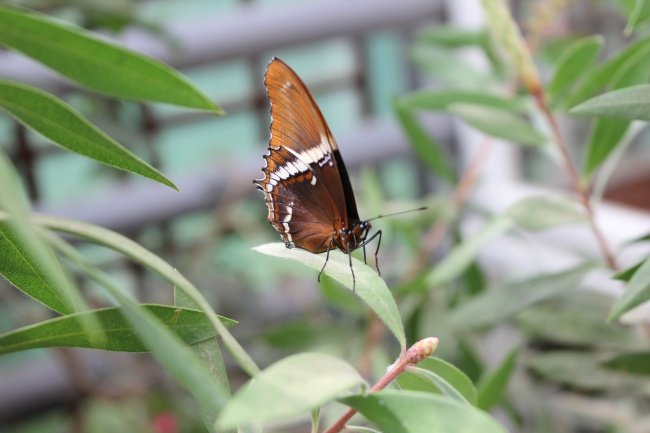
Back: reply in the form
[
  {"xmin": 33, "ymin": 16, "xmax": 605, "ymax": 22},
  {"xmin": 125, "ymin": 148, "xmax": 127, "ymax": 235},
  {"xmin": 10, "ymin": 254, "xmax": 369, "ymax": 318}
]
[
  {"xmin": 562, "ymin": 35, "xmax": 650, "ymax": 109},
  {"xmin": 0, "ymin": 5, "xmax": 221, "ymax": 113},
  {"xmin": 0, "ymin": 152, "xmax": 76, "ymax": 314},
  {"xmin": 415, "ymin": 27, "xmax": 504, "ymax": 76},
  {"xmin": 0, "ymin": 222, "xmax": 76, "ymax": 314},
  {"xmin": 547, "ymin": 36, "xmax": 603, "ymax": 102},
  {"xmin": 0, "ymin": 79, "xmax": 178, "ymax": 190},
  {"xmin": 445, "ymin": 264, "xmax": 592, "ymax": 331},
  {"xmin": 340, "ymin": 390, "xmax": 507, "ymax": 433},
  {"xmin": 571, "ymin": 84, "xmax": 650, "ymax": 120},
  {"xmin": 175, "ymin": 288, "xmax": 232, "ymax": 433},
  {"xmin": 613, "ymin": 260, "xmax": 642, "ymax": 282},
  {"xmin": 218, "ymin": 353, "xmax": 365, "ymax": 429},
  {"xmin": 449, "ymin": 103, "xmax": 547, "ymax": 145},
  {"xmin": 518, "ymin": 304, "xmax": 645, "ymax": 350},
  {"xmin": 411, "ymin": 44, "xmax": 496, "ymax": 88},
  {"xmin": 625, "ymin": 0, "xmax": 650, "ymax": 34},
  {"xmin": 581, "ymin": 44, "xmax": 650, "ymax": 178},
  {"xmin": 397, "ymin": 357, "xmax": 478, "ymax": 405},
  {"xmin": 425, "ymin": 215, "xmax": 513, "ymax": 290},
  {"xmin": 476, "ymin": 347, "xmax": 518, "ymax": 411},
  {"xmin": 602, "ymin": 352, "xmax": 650, "ymax": 375},
  {"xmin": 253, "ymin": 243, "xmax": 406, "ymax": 349},
  {"xmin": 527, "ymin": 351, "xmax": 642, "ymax": 391},
  {"xmin": 319, "ymin": 274, "xmax": 365, "ymax": 315},
  {"xmin": 582, "ymin": 118, "xmax": 631, "ymax": 180},
  {"xmin": 393, "ymin": 101, "xmax": 455, "ymax": 182},
  {"xmin": 400, "ymin": 89, "xmax": 526, "ymax": 112},
  {"xmin": 416, "ymin": 26, "xmax": 486, "ymax": 47},
  {"xmin": 608, "ymin": 255, "xmax": 650, "ymax": 321},
  {"xmin": 0, "ymin": 304, "xmax": 236, "ymax": 355},
  {"xmin": 33, "ymin": 214, "xmax": 261, "ymax": 378},
  {"xmin": 48, "ymin": 235, "xmax": 230, "ymax": 417},
  {"xmin": 504, "ymin": 195, "xmax": 585, "ymax": 231}
]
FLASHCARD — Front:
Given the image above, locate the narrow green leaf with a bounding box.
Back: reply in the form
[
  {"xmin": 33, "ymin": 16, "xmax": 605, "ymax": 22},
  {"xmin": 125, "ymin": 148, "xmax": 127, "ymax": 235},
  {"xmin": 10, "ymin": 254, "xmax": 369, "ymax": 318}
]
[
  {"xmin": 340, "ymin": 390, "xmax": 507, "ymax": 433},
  {"xmin": 445, "ymin": 264, "xmax": 592, "ymax": 331},
  {"xmin": 416, "ymin": 26, "xmax": 486, "ymax": 47},
  {"xmin": 562, "ymin": 35, "xmax": 650, "ymax": 109},
  {"xmin": 400, "ymin": 89, "xmax": 525, "ymax": 112},
  {"xmin": 0, "ymin": 152, "xmax": 76, "ymax": 314},
  {"xmin": 411, "ymin": 44, "xmax": 496, "ymax": 88},
  {"xmin": 547, "ymin": 36, "xmax": 603, "ymax": 100},
  {"xmin": 449, "ymin": 103, "xmax": 547, "ymax": 145},
  {"xmin": 403, "ymin": 367, "xmax": 470, "ymax": 405},
  {"xmin": 609, "ymin": 256, "xmax": 650, "ymax": 321},
  {"xmin": 625, "ymin": 0, "xmax": 650, "ymax": 34},
  {"xmin": 0, "ymin": 304, "xmax": 236, "ymax": 355},
  {"xmin": 218, "ymin": 353, "xmax": 365, "ymax": 429},
  {"xmin": 571, "ymin": 84, "xmax": 650, "ymax": 120},
  {"xmin": 426, "ymin": 215, "xmax": 513, "ymax": 290},
  {"xmin": 518, "ymin": 305, "xmax": 646, "ymax": 350},
  {"xmin": 253, "ymin": 243, "xmax": 406, "ymax": 349},
  {"xmin": 581, "ymin": 44, "xmax": 650, "ymax": 178},
  {"xmin": 0, "ymin": 79, "xmax": 178, "ymax": 190},
  {"xmin": 0, "ymin": 5, "xmax": 221, "ymax": 113},
  {"xmin": 415, "ymin": 26, "xmax": 504, "ymax": 76},
  {"xmin": 393, "ymin": 101, "xmax": 455, "ymax": 182},
  {"xmin": 319, "ymin": 274, "xmax": 365, "ymax": 315},
  {"xmin": 527, "ymin": 351, "xmax": 641, "ymax": 391},
  {"xmin": 49, "ymin": 235, "xmax": 230, "ymax": 416},
  {"xmin": 602, "ymin": 352, "xmax": 650, "ymax": 374},
  {"xmin": 0, "ymin": 222, "xmax": 75, "ymax": 314},
  {"xmin": 175, "ymin": 288, "xmax": 232, "ymax": 433},
  {"xmin": 476, "ymin": 347, "xmax": 519, "ymax": 411},
  {"xmin": 33, "ymin": 214, "xmax": 261, "ymax": 378},
  {"xmin": 398, "ymin": 357, "xmax": 477, "ymax": 405},
  {"xmin": 505, "ymin": 195, "xmax": 585, "ymax": 231},
  {"xmin": 613, "ymin": 260, "xmax": 642, "ymax": 282},
  {"xmin": 583, "ymin": 119, "xmax": 631, "ymax": 179}
]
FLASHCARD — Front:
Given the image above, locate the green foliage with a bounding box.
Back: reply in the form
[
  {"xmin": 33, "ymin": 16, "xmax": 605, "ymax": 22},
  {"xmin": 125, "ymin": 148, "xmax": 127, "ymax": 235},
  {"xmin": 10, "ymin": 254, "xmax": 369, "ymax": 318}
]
[
  {"xmin": 3, "ymin": 2, "xmax": 650, "ymax": 433},
  {"xmin": 0, "ymin": 80, "xmax": 177, "ymax": 190},
  {"xmin": 0, "ymin": 304, "xmax": 235, "ymax": 354},
  {"xmin": 218, "ymin": 353, "xmax": 365, "ymax": 429},
  {"xmin": 253, "ymin": 243, "xmax": 406, "ymax": 349},
  {"xmin": 341, "ymin": 390, "xmax": 507, "ymax": 433},
  {"xmin": 0, "ymin": 5, "xmax": 221, "ymax": 113},
  {"xmin": 476, "ymin": 347, "xmax": 518, "ymax": 411},
  {"xmin": 397, "ymin": 357, "xmax": 478, "ymax": 405}
]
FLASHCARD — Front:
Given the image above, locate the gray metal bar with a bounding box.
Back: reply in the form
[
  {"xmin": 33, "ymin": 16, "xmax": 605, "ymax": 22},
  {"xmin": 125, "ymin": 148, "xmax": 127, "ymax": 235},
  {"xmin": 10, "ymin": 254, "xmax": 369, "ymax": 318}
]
[
  {"xmin": 0, "ymin": 0, "xmax": 441, "ymax": 91},
  {"xmin": 35, "ymin": 117, "xmax": 452, "ymax": 233}
]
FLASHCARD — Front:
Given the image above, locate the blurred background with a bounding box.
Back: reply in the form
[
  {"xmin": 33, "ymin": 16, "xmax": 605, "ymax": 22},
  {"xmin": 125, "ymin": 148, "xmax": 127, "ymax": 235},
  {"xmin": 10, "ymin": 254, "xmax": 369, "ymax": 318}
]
[{"xmin": 2, "ymin": 0, "xmax": 650, "ymax": 432}]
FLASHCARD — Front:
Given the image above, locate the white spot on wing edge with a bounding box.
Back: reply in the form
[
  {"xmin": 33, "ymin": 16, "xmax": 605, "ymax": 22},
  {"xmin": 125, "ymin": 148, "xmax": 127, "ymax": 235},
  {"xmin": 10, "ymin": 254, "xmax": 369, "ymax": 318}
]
[{"xmin": 282, "ymin": 202, "xmax": 294, "ymax": 243}]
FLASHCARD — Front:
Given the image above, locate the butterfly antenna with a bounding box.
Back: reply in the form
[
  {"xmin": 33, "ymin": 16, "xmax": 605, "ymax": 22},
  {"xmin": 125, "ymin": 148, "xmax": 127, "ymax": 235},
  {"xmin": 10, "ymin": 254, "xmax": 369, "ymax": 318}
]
[{"xmin": 366, "ymin": 206, "xmax": 427, "ymax": 222}]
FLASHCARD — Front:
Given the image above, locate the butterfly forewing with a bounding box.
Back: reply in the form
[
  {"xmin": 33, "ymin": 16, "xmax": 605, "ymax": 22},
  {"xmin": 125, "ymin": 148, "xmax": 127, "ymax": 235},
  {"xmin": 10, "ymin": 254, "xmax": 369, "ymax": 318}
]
[{"xmin": 255, "ymin": 58, "xmax": 361, "ymax": 252}]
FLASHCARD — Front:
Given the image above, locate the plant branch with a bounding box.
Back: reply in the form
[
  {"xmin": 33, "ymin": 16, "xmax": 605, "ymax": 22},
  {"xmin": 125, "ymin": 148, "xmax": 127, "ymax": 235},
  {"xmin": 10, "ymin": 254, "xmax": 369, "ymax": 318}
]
[
  {"xmin": 321, "ymin": 337, "xmax": 438, "ymax": 433},
  {"xmin": 532, "ymin": 89, "xmax": 618, "ymax": 271}
]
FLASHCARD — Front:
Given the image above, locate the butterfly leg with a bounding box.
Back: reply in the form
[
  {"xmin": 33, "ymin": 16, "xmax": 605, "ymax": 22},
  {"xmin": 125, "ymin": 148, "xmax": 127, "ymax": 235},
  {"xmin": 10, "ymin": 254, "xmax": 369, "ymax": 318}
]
[
  {"xmin": 318, "ymin": 241, "xmax": 333, "ymax": 283},
  {"xmin": 361, "ymin": 230, "xmax": 382, "ymax": 276},
  {"xmin": 347, "ymin": 240, "xmax": 356, "ymax": 291}
]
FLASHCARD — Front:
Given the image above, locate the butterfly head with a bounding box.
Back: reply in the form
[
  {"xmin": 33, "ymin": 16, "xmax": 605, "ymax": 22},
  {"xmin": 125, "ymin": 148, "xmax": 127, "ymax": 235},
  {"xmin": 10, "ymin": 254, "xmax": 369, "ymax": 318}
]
[{"xmin": 338, "ymin": 219, "xmax": 372, "ymax": 253}]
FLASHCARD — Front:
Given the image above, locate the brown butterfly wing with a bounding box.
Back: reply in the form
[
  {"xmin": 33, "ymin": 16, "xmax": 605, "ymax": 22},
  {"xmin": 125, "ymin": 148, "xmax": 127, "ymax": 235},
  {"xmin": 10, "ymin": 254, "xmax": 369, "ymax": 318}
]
[{"xmin": 254, "ymin": 58, "xmax": 353, "ymax": 253}]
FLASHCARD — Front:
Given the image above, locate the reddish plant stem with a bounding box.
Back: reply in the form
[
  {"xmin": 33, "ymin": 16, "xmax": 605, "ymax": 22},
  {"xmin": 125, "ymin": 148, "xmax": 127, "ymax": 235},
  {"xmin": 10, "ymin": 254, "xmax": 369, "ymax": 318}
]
[
  {"xmin": 321, "ymin": 338, "xmax": 438, "ymax": 433},
  {"xmin": 532, "ymin": 89, "xmax": 618, "ymax": 271}
]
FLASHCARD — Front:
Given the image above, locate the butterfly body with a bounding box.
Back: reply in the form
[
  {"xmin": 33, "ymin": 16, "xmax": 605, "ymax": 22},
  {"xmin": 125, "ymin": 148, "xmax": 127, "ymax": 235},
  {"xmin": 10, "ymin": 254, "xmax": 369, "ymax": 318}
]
[{"xmin": 254, "ymin": 58, "xmax": 381, "ymax": 287}]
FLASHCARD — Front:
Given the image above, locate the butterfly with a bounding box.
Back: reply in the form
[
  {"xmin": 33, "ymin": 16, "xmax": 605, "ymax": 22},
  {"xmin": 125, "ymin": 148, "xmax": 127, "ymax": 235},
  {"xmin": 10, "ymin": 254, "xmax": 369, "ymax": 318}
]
[{"xmin": 254, "ymin": 57, "xmax": 381, "ymax": 289}]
